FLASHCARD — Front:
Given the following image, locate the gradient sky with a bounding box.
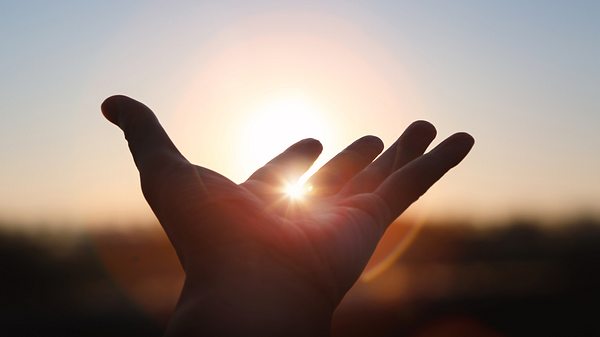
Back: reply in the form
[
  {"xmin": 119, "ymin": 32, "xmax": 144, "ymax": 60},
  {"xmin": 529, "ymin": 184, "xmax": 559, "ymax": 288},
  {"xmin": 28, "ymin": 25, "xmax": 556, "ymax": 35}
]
[{"xmin": 1, "ymin": 1, "xmax": 598, "ymax": 228}]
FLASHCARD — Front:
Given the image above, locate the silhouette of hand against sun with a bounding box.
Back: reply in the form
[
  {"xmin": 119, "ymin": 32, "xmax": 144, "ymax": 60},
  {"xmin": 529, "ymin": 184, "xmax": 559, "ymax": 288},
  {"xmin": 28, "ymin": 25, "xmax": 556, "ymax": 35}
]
[{"xmin": 101, "ymin": 95, "xmax": 474, "ymax": 337}]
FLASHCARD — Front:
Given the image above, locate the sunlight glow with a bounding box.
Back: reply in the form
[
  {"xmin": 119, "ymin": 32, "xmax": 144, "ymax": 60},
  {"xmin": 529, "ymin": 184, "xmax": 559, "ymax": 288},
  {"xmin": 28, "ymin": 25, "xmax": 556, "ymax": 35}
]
[
  {"xmin": 284, "ymin": 180, "xmax": 313, "ymax": 200},
  {"xmin": 236, "ymin": 93, "xmax": 334, "ymax": 182}
]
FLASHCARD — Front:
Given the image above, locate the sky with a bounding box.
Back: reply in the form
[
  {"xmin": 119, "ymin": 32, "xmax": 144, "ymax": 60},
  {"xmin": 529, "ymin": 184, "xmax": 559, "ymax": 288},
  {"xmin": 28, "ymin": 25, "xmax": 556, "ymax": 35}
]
[{"xmin": 0, "ymin": 1, "xmax": 598, "ymax": 228}]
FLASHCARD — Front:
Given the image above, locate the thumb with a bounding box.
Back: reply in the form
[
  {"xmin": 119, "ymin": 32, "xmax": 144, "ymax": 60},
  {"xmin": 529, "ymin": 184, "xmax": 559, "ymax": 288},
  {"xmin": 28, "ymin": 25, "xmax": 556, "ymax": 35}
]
[{"xmin": 101, "ymin": 95, "xmax": 187, "ymax": 175}]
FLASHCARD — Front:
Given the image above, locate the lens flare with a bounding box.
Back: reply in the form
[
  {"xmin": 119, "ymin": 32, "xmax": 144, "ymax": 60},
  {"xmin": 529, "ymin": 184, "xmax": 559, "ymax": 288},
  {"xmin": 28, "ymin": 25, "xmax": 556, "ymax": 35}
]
[{"xmin": 284, "ymin": 181, "xmax": 312, "ymax": 200}]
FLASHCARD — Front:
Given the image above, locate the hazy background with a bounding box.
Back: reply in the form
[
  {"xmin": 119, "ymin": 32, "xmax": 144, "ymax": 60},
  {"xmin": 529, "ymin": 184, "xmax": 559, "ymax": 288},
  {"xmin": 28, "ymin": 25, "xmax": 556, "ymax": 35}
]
[{"xmin": 1, "ymin": 0, "xmax": 598, "ymax": 228}]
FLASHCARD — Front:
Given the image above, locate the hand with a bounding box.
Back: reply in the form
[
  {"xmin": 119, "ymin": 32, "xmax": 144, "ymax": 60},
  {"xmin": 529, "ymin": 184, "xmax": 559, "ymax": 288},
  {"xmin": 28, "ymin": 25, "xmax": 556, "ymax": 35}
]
[{"xmin": 101, "ymin": 95, "xmax": 474, "ymax": 337}]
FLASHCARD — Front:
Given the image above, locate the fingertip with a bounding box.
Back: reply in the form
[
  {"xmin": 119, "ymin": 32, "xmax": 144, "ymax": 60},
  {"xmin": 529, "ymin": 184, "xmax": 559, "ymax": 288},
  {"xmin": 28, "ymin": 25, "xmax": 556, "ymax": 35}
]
[
  {"xmin": 408, "ymin": 120, "xmax": 437, "ymax": 140},
  {"xmin": 433, "ymin": 132, "xmax": 475, "ymax": 167},
  {"xmin": 359, "ymin": 135, "xmax": 385, "ymax": 153},
  {"xmin": 101, "ymin": 95, "xmax": 157, "ymax": 133},
  {"xmin": 449, "ymin": 132, "xmax": 475, "ymax": 151},
  {"xmin": 298, "ymin": 138, "xmax": 324, "ymax": 155},
  {"xmin": 454, "ymin": 132, "xmax": 475, "ymax": 145},
  {"xmin": 101, "ymin": 95, "xmax": 133, "ymax": 125}
]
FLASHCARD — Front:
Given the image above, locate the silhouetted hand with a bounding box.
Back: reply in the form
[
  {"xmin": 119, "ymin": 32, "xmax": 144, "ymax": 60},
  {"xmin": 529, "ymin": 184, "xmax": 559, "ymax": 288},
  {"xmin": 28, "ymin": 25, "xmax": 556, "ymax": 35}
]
[{"xmin": 101, "ymin": 95, "xmax": 474, "ymax": 337}]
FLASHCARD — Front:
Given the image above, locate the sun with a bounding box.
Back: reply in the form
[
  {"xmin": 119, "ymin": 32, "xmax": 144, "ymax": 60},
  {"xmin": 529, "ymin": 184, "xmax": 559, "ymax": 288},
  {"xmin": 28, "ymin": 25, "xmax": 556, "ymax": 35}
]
[
  {"xmin": 236, "ymin": 93, "xmax": 336, "ymax": 183},
  {"xmin": 284, "ymin": 180, "xmax": 313, "ymax": 200}
]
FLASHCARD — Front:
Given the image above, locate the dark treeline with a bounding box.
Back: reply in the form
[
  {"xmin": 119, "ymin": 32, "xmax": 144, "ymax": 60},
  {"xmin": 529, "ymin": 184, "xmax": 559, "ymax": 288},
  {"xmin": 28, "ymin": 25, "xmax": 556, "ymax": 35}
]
[{"xmin": 1, "ymin": 217, "xmax": 599, "ymax": 337}]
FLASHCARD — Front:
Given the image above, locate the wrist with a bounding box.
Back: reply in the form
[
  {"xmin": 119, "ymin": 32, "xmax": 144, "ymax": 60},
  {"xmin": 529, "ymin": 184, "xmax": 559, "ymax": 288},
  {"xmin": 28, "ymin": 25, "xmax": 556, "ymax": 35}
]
[{"xmin": 165, "ymin": 276, "xmax": 334, "ymax": 337}]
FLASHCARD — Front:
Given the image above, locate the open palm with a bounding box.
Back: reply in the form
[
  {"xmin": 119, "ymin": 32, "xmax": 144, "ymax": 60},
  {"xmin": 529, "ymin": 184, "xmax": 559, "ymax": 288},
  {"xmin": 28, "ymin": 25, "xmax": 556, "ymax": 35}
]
[{"xmin": 102, "ymin": 95, "xmax": 474, "ymax": 336}]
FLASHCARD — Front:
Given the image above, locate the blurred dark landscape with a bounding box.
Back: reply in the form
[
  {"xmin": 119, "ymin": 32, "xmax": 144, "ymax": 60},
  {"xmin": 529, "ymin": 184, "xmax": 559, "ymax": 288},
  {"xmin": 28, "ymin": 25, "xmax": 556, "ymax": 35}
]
[{"xmin": 1, "ymin": 217, "xmax": 599, "ymax": 337}]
